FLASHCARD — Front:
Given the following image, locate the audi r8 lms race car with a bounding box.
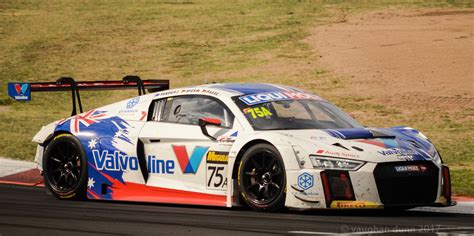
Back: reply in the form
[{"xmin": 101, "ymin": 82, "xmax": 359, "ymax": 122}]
[{"xmin": 9, "ymin": 76, "xmax": 453, "ymax": 212}]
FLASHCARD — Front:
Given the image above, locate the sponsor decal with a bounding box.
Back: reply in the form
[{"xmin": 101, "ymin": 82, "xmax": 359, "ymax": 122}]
[
  {"xmin": 92, "ymin": 150, "xmax": 175, "ymax": 174},
  {"xmin": 93, "ymin": 150, "xmax": 139, "ymax": 171},
  {"xmin": 206, "ymin": 151, "xmax": 229, "ymax": 164},
  {"xmin": 172, "ymin": 145, "xmax": 209, "ymax": 174},
  {"xmin": 297, "ymin": 172, "xmax": 314, "ymax": 191},
  {"xmin": 394, "ymin": 165, "xmax": 420, "ymax": 172},
  {"xmin": 206, "ymin": 165, "xmax": 227, "ymax": 190},
  {"xmin": 217, "ymin": 131, "xmax": 238, "ymax": 146},
  {"xmin": 119, "ymin": 97, "xmax": 140, "ymax": 115},
  {"xmin": 199, "ymin": 89, "xmax": 220, "ymax": 96},
  {"xmin": 378, "ymin": 148, "xmax": 418, "ymax": 158},
  {"xmin": 8, "ymin": 83, "xmax": 31, "ymax": 101},
  {"xmin": 315, "ymin": 149, "xmax": 359, "ymax": 159},
  {"xmin": 217, "ymin": 136, "xmax": 236, "ymax": 146},
  {"xmin": 154, "ymin": 90, "xmax": 179, "ymax": 97},
  {"xmin": 126, "ymin": 97, "xmax": 140, "ymax": 109},
  {"xmin": 330, "ymin": 200, "xmax": 382, "ymax": 209},
  {"xmin": 206, "ymin": 151, "xmax": 228, "ymax": 190},
  {"xmin": 147, "ymin": 155, "xmax": 175, "ymax": 174},
  {"xmin": 155, "ymin": 88, "xmax": 220, "ymax": 97},
  {"xmin": 419, "ymin": 164, "xmax": 427, "ymax": 173},
  {"xmin": 239, "ymin": 91, "xmax": 322, "ymax": 105}
]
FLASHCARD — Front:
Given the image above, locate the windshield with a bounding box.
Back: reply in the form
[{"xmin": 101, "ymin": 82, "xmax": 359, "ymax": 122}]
[{"xmin": 235, "ymin": 98, "xmax": 363, "ymax": 130}]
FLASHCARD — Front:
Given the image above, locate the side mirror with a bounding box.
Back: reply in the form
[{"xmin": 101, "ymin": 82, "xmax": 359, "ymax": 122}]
[{"xmin": 198, "ymin": 117, "xmax": 221, "ymax": 140}]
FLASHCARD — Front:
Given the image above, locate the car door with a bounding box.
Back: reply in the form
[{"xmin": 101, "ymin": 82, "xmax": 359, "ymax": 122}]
[{"xmin": 138, "ymin": 95, "xmax": 238, "ymax": 200}]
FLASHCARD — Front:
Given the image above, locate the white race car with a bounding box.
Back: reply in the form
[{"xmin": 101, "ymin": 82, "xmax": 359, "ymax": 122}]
[{"xmin": 13, "ymin": 76, "xmax": 453, "ymax": 211}]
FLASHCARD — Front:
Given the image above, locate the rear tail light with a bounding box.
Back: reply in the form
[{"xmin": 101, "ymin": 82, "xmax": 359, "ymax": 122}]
[{"xmin": 442, "ymin": 165, "xmax": 452, "ymax": 205}]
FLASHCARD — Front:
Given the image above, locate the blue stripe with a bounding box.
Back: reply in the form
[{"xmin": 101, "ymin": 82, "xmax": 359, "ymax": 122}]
[
  {"xmin": 325, "ymin": 128, "xmax": 373, "ymax": 139},
  {"xmin": 209, "ymin": 83, "xmax": 282, "ymax": 95}
]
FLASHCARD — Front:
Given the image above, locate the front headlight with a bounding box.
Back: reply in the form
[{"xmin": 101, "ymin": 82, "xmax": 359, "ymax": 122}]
[
  {"xmin": 432, "ymin": 150, "xmax": 442, "ymax": 165},
  {"xmin": 427, "ymin": 145, "xmax": 442, "ymax": 165},
  {"xmin": 309, "ymin": 156, "xmax": 365, "ymax": 171}
]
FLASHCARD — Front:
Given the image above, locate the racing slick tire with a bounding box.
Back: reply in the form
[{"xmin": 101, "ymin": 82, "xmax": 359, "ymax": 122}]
[
  {"xmin": 238, "ymin": 143, "xmax": 286, "ymax": 212},
  {"xmin": 43, "ymin": 133, "xmax": 87, "ymax": 200}
]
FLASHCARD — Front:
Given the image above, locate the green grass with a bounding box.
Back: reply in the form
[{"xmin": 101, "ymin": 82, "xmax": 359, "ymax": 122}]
[
  {"xmin": 451, "ymin": 169, "xmax": 474, "ymax": 196},
  {"xmin": 1, "ymin": 0, "xmax": 472, "ymax": 195}
]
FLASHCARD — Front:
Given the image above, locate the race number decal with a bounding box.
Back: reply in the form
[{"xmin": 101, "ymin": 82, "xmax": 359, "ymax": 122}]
[
  {"xmin": 206, "ymin": 151, "xmax": 228, "ymax": 190},
  {"xmin": 243, "ymin": 106, "xmax": 273, "ymax": 119}
]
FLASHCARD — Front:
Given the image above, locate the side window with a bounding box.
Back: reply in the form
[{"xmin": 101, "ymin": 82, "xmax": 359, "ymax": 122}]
[
  {"xmin": 150, "ymin": 99, "xmax": 166, "ymax": 121},
  {"xmin": 159, "ymin": 96, "xmax": 234, "ymax": 128}
]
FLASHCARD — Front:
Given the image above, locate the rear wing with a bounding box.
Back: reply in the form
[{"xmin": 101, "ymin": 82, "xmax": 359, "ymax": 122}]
[{"xmin": 8, "ymin": 75, "xmax": 169, "ymax": 116}]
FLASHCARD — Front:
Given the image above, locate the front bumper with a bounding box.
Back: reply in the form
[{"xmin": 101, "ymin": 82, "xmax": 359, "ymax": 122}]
[{"xmin": 285, "ymin": 162, "xmax": 452, "ymax": 209}]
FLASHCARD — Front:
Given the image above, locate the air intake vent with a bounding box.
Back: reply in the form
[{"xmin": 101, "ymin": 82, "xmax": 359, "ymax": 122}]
[
  {"xmin": 332, "ymin": 143, "xmax": 349, "ymax": 151},
  {"xmin": 407, "ymin": 140, "xmax": 421, "ymax": 148}
]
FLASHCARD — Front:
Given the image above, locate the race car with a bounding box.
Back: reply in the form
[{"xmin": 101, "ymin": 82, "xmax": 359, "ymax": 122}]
[{"xmin": 9, "ymin": 76, "xmax": 453, "ymax": 211}]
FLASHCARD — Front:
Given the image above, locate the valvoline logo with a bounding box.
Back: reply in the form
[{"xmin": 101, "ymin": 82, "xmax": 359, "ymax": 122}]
[
  {"xmin": 172, "ymin": 145, "xmax": 209, "ymax": 174},
  {"xmin": 8, "ymin": 83, "xmax": 31, "ymax": 101}
]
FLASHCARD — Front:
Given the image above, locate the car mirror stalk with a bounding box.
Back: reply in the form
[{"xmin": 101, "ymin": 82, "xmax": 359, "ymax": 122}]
[{"xmin": 198, "ymin": 117, "xmax": 221, "ymax": 140}]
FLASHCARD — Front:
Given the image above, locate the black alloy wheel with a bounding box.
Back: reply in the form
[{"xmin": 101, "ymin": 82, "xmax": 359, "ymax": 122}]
[
  {"xmin": 43, "ymin": 134, "xmax": 87, "ymax": 199},
  {"xmin": 238, "ymin": 143, "xmax": 286, "ymax": 212}
]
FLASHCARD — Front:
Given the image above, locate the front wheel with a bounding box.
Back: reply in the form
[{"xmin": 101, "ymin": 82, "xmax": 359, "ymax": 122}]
[
  {"xmin": 238, "ymin": 143, "xmax": 286, "ymax": 212},
  {"xmin": 43, "ymin": 134, "xmax": 87, "ymax": 200}
]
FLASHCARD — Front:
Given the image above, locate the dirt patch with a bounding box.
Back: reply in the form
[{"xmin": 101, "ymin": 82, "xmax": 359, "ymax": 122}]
[
  {"xmin": 0, "ymin": 106, "xmax": 10, "ymax": 113},
  {"xmin": 306, "ymin": 9, "xmax": 474, "ymax": 116}
]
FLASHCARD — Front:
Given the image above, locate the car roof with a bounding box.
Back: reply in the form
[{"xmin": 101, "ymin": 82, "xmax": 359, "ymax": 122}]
[{"xmin": 199, "ymin": 83, "xmax": 305, "ymax": 96}]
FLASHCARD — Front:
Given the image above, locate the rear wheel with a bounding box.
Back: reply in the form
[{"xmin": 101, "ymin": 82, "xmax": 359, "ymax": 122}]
[
  {"xmin": 238, "ymin": 143, "xmax": 286, "ymax": 212},
  {"xmin": 43, "ymin": 134, "xmax": 87, "ymax": 200}
]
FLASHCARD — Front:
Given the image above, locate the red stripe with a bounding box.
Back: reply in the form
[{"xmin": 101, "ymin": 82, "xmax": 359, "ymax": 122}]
[
  {"xmin": 172, "ymin": 145, "xmax": 189, "ymax": 173},
  {"xmin": 453, "ymin": 196, "xmax": 474, "ymax": 202},
  {"xmin": 74, "ymin": 116, "xmax": 79, "ymax": 132},
  {"xmin": 108, "ymin": 182, "xmax": 227, "ymax": 206},
  {"xmin": 87, "ymin": 189, "xmax": 100, "ymax": 199},
  {"xmin": 0, "ymin": 180, "xmax": 38, "ymax": 186},
  {"xmin": 88, "ymin": 162, "xmax": 226, "ymax": 206},
  {"xmin": 356, "ymin": 139, "xmax": 386, "ymax": 148},
  {"xmin": 140, "ymin": 111, "xmax": 147, "ymax": 121},
  {"xmin": 92, "ymin": 113, "xmax": 106, "ymax": 118}
]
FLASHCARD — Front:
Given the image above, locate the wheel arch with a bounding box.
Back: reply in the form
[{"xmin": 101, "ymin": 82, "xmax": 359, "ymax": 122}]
[
  {"xmin": 42, "ymin": 131, "xmax": 88, "ymax": 200},
  {"xmin": 35, "ymin": 129, "xmax": 75, "ymax": 170},
  {"xmin": 230, "ymin": 134, "xmax": 299, "ymax": 180},
  {"xmin": 231, "ymin": 139, "xmax": 273, "ymax": 180}
]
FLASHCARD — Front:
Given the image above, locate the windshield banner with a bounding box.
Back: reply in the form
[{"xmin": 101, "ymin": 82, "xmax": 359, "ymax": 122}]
[{"xmin": 239, "ymin": 91, "xmax": 322, "ymax": 105}]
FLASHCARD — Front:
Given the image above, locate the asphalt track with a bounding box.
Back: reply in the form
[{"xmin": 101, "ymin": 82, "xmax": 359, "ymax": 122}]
[{"xmin": 0, "ymin": 184, "xmax": 473, "ymax": 236}]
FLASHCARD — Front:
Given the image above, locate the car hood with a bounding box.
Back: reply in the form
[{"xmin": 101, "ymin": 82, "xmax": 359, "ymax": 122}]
[{"xmin": 271, "ymin": 127, "xmax": 439, "ymax": 163}]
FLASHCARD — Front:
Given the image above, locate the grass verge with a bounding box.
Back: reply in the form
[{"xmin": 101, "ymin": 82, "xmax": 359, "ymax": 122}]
[{"xmin": 0, "ymin": 0, "xmax": 472, "ymax": 195}]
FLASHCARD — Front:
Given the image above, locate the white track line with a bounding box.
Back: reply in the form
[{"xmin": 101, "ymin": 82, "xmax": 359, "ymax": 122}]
[
  {"xmin": 0, "ymin": 157, "xmax": 37, "ymax": 178},
  {"xmin": 289, "ymin": 226, "xmax": 474, "ymax": 235}
]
